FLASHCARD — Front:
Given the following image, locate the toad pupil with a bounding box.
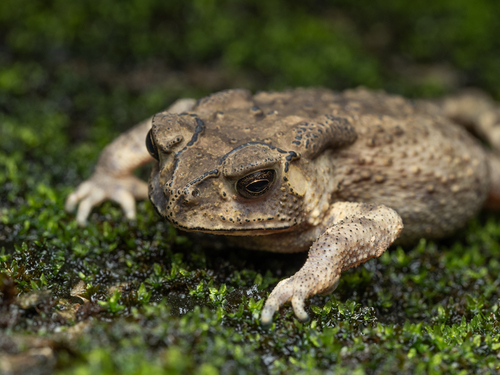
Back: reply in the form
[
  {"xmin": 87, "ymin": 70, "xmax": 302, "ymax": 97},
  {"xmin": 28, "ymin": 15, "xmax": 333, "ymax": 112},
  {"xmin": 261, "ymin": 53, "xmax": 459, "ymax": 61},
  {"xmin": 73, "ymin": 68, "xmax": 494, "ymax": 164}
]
[
  {"xmin": 237, "ymin": 169, "xmax": 275, "ymax": 198},
  {"xmin": 247, "ymin": 179, "xmax": 269, "ymax": 193}
]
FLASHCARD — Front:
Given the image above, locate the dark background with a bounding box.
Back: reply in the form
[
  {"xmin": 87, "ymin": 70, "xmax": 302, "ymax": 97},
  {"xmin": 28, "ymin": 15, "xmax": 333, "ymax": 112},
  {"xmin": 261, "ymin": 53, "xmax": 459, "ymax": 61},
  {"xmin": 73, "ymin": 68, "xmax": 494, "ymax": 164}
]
[{"xmin": 2, "ymin": 0, "xmax": 499, "ymax": 149}]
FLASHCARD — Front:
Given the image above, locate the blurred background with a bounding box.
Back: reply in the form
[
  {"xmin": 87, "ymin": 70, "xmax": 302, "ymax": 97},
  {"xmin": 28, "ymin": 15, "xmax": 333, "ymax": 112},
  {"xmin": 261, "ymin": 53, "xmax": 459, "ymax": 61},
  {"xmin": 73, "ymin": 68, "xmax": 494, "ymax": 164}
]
[{"xmin": 1, "ymin": 0, "xmax": 500, "ymax": 155}]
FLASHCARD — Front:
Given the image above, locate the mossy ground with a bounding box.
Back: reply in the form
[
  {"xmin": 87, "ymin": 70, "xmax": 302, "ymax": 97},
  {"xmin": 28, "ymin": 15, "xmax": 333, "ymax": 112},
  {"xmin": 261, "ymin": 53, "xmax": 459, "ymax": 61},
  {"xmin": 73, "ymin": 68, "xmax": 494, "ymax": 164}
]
[{"xmin": 1, "ymin": 1, "xmax": 500, "ymax": 374}]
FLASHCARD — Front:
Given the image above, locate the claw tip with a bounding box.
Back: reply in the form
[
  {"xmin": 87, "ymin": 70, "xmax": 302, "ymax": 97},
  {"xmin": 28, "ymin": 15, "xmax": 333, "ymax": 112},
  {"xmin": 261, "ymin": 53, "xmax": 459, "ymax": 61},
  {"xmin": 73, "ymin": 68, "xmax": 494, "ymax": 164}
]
[
  {"xmin": 295, "ymin": 313, "xmax": 310, "ymax": 323},
  {"xmin": 77, "ymin": 219, "xmax": 88, "ymax": 227},
  {"xmin": 260, "ymin": 308, "xmax": 274, "ymax": 328}
]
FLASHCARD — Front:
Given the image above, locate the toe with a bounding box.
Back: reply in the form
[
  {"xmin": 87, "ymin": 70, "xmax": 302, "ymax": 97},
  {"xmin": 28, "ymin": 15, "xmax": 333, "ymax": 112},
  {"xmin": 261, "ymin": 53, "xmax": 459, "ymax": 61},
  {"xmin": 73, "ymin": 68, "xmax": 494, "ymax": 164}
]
[
  {"xmin": 114, "ymin": 190, "xmax": 137, "ymax": 220},
  {"xmin": 260, "ymin": 303, "xmax": 278, "ymax": 327},
  {"xmin": 76, "ymin": 190, "xmax": 106, "ymax": 226},
  {"xmin": 260, "ymin": 277, "xmax": 295, "ymax": 326},
  {"xmin": 291, "ymin": 293, "xmax": 309, "ymax": 322},
  {"xmin": 65, "ymin": 181, "xmax": 92, "ymax": 212}
]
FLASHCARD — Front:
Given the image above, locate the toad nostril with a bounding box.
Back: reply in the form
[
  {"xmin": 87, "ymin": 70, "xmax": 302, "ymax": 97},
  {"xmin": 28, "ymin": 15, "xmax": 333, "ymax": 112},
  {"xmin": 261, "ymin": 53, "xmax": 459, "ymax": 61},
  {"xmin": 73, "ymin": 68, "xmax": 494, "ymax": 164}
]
[
  {"xmin": 179, "ymin": 187, "xmax": 202, "ymax": 206},
  {"xmin": 180, "ymin": 189, "xmax": 199, "ymax": 205}
]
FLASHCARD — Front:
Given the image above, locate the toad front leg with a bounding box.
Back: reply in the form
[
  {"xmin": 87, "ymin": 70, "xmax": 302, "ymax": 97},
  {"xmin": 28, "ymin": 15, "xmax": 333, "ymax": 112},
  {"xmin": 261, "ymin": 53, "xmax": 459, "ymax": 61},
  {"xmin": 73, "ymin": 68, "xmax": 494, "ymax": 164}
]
[
  {"xmin": 65, "ymin": 98, "xmax": 195, "ymax": 226},
  {"xmin": 261, "ymin": 202, "xmax": 403, "ymax": 326}
]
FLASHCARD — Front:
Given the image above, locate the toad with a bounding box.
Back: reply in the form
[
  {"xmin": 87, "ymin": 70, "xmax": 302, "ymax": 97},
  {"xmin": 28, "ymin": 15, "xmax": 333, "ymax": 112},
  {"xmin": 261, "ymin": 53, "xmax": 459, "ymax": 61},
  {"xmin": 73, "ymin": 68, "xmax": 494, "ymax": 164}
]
[{"xmin": 65, "ymin": 88, "xmax": 500, "ymax": 325}]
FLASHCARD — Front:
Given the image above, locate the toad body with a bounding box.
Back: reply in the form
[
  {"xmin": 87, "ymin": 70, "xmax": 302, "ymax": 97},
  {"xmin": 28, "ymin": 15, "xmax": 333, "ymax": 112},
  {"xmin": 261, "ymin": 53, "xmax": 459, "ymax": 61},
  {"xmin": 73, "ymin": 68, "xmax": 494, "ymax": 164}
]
[{"xmin": 66, "ymin": 87, "xmax": 500, "ymax": 325}]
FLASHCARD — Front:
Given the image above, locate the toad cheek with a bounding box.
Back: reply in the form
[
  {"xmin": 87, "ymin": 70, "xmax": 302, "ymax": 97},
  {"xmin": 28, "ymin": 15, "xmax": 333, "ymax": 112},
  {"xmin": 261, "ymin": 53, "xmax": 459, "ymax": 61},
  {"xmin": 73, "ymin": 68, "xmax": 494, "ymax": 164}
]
[{"xmin": 163, "ymin": 177, "xmax": 302, "ymax": 234}]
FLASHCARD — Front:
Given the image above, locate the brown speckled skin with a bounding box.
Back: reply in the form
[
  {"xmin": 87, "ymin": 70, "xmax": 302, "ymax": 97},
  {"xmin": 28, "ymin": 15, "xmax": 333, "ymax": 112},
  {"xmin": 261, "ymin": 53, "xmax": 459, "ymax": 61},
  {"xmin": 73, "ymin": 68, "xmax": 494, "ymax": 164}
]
[
  {"xmin": 66, "ymin": 87, "xmax": 497, "ymax": 325},
  {"xmin": 149, "ymin": 88, "xmax": 488, "ymax": 243}
]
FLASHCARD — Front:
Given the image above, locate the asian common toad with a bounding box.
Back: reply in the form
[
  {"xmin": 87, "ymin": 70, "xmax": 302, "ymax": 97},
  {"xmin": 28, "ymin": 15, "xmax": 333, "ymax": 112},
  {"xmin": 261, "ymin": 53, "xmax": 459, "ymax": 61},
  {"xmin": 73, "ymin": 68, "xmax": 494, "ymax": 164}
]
[{"xmin": 65, "ymin": 87, "xmax": 500, "ymax": 325}]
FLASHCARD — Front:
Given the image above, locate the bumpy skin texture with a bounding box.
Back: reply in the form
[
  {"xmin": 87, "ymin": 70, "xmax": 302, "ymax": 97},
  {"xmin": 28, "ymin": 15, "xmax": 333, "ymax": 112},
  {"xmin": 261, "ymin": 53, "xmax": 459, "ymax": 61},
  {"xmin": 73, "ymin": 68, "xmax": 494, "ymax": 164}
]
[{"xmin": 67, "ymin": 88, "xmax": 499, "ymax": 325}]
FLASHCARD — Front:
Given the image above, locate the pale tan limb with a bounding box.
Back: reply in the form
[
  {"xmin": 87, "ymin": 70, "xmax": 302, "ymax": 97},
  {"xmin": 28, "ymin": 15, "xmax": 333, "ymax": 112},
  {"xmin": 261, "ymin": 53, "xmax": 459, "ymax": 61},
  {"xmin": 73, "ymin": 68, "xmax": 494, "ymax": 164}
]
[
  {"xmin": 441, "ymin": 90, "xmax": 500, "ymax": 149},
  {"xmin": 260, "ymin": 202, "xmax": 403, "ymax": 326},
  {"xmin": 439, "ymin": 91, "xmax": 500, "ymax": 210},
  {"xmin": 65, "ymin": 98, "xmax": 196, "ymax": 226}
]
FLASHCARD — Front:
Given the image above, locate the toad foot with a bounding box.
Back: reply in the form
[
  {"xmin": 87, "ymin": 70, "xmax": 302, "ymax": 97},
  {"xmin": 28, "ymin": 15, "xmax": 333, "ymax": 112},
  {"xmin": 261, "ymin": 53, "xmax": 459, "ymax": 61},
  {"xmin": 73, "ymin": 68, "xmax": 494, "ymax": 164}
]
[
  {"xmin": 65, "ymin": 173, "xmax": 148, "ymax": 226},
  {"xmin": 261, "ymin": 202, "xmax": 403, "ymax": 326}
]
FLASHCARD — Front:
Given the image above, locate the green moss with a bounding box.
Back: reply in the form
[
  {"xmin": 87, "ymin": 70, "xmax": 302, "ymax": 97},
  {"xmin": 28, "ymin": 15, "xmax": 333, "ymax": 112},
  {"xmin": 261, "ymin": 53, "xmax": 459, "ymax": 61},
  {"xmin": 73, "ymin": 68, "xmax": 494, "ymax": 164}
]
[{"xmin": 1, "ymin": 0, "xmax": 500, "ymax": 373}]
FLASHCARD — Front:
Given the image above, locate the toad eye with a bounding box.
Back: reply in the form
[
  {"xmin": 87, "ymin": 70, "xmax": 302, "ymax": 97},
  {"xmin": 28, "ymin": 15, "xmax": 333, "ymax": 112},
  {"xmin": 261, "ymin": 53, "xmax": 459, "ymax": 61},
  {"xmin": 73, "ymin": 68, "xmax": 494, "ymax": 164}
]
[
  {"xmin": 146, "ymin": 129, "xmax": 159, "ymax": 161},
  {"xmin": 236, "ymin": 169, "xmax": 276, "ymax": 199}
]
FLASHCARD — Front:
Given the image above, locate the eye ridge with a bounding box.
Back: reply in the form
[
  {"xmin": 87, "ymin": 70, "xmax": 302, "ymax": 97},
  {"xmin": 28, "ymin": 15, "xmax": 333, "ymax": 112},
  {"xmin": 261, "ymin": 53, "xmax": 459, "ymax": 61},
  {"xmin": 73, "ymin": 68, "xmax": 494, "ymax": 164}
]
[
  {"xmin": 146, "ymin": 129, "xmax": 159, "ymax": 161},
  {"xmin": 236, "ymin": 169, "xmax": 276, "ymax": 198}
]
